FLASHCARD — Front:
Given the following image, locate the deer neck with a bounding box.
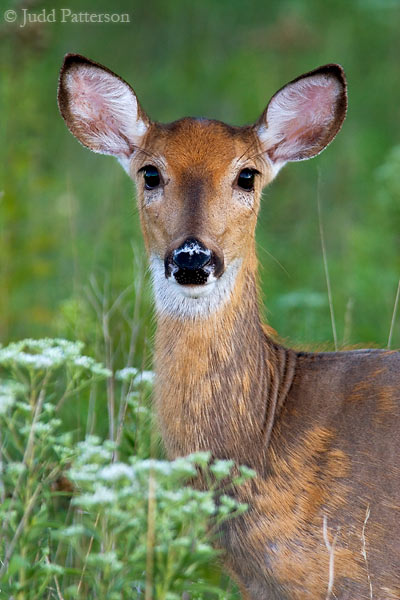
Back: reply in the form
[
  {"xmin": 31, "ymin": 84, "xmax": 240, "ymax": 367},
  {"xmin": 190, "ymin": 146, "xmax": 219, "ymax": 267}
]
[{"xmin": 153, "ymin": 253, "xmax": 294, "ymax": 470}]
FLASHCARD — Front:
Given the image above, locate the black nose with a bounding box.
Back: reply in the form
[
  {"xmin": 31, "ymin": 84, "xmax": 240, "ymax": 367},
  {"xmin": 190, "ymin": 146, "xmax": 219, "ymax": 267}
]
[{"xmin": 172, "ymin": 238, "xmax": 211, "ymax": 270}]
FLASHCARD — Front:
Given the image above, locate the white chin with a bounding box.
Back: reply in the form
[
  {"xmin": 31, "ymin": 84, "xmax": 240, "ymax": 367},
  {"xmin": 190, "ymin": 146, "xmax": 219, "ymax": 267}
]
[
  {"xmin": 149, "ymin": 255, "xmax": 242, "ymax": 319},
  {"xmin": 169, "ymin": 277, "xmax": 216, "ymax": 299}
]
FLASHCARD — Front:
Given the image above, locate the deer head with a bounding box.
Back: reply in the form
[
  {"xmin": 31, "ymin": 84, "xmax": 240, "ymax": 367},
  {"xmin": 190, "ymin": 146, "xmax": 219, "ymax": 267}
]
[{"xmin": 58, "ymin": 55, "xmax": 347, "ymax": 319}]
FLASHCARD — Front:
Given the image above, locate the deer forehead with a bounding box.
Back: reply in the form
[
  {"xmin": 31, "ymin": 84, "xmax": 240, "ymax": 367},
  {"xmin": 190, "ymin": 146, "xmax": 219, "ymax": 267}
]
[{"xmin": 138, "ymin": 117, "xmax": 263, "ymax": 183}]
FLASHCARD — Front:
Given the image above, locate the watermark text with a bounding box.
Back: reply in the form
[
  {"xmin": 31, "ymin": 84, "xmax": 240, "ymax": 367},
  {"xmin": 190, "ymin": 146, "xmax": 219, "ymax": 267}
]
[{"xmin": 4, "ymin": 8, "xmax": 131, "ymax": 27}]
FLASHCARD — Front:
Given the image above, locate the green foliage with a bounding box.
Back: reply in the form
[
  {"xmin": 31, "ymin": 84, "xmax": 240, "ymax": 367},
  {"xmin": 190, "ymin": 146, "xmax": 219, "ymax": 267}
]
[{"xmin": 0, "ymin": 339, "xmax": 253, "ymax": 598}]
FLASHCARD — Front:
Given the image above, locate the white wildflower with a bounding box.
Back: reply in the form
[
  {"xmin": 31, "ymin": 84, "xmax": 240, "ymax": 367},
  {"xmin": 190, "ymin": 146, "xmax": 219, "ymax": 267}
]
[
  {"xmin": 115, "ymin": 367, "xmax": 138, "ymax": 382},
  {"xmin": 75, "ymin": 436, "xmax": 113, "ymax": 463},
  {"xmin": 74, "ymin": 484, "xmax": 117, "ymax": 507},
  {"xmin": 7, "ymin": 462, "xmax": 27, "ymax": 477},
  {"xmin": 99, "ymin": 463, "xmax": 134, "ymax": 482},
  {"xmin": 133, "ymin": 459, "xmax": 173, "ymax": 477},
  {"xmin": 187, "ymin": 451, "xmax": 211, "ymax": 467},
  {"xmin": 69, "ymin": 463, "xmax": 101, "ymax": 482},
  {"xmin": 0, "ymin": 338, "xmax": 109, "ymax": 376},
  {"xmin": 158, "ymin": 490, "xmax": 189, "ymax": 503},
  {"xmin": 135, "ymin": 370, "xmax": 154, "ymax": 384},
  {"xmin": 0, "ymin": 380, "xmax": 26, "ymax": 416},
  {"xmin": 220, "ymin": 494, "xmax": 238, "ymax": 511},
  {"xmin": 73, "ymin": 356, "xmax": 111, "ymax": 377},
  {"xmin": 115, "ymin": 367, "xmax": 154, "ymax": 384},
  {"xmin": 15, "ymin": 400, "xmax": 32, "ymax": 413},
  {"xmin": 210, "ymin": 459, "xmax": 234, "ymax": 479},
  {"xmin": 90, "ymin": 363, "xmax": 112, "ymax": 377},
  {"xmin": 73, "ymin": 356, "xmax": 93, "ymax": 369},
  {"xmin": 199, "ymin": 497, "xmax": 216, "ymax": 515},
  {"xmin": 171, "ymin": 457, "xmax": 197, "ymax": 478},
  {"xmin": 0, "ymin": 392, "xmax": 15, "ymax": 415},
  {"xmin": 238, "ymin": 465, "xmax": 256, "ymax": 480},
  {"xmin": 17, "ymin": 353, "xmax": 56, "ymax": 369}
]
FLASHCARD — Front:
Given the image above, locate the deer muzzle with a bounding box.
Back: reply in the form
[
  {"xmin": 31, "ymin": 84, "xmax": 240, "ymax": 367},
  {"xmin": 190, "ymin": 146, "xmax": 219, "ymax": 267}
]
[{"xmin": 164, "ymin": 237, "xmax": 224, "ymax": 286}]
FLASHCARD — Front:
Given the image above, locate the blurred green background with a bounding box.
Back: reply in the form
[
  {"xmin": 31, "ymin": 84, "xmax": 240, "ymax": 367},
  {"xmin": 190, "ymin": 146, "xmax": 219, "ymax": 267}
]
[{"xmin": 1, "ymin": 0, "xmax": 400, "ymax": 357}]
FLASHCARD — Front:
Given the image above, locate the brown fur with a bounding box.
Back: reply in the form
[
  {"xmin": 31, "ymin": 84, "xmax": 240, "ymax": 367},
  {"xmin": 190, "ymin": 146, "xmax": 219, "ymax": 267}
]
[
  {"xmin": 58, "ymin": 55, "xmax": 400, "ymax": 599},
  {"xmin": 155, "ymin": 262, "xmax": 400, "ymax": 598}
]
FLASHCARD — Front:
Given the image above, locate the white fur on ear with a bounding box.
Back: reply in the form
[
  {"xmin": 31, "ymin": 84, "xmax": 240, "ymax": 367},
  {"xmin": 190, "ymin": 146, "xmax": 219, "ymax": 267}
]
[
  {"xmin": 256, "ymin": 65, "xmax": 347, "ymax": 174},
  {"xmin": 58, "ymin": 55, "xmax": 149, "ymax": 170}
]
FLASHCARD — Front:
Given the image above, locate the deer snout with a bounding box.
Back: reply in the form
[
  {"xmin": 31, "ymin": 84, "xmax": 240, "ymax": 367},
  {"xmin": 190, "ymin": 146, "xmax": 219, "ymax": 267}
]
[
  {"xmin": 165, "ymin": 237, "xmax": 224, "ymax": 286},
  {"xmin": 173, "ymin": 238, "xmax": 211, "ymax": 270}
]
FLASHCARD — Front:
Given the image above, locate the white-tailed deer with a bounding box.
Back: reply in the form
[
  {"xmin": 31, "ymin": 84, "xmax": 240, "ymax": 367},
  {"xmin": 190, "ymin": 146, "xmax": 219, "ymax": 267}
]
[{"xmin": 58, "ymin": 55, "xmax": 400, "ymax": 599}]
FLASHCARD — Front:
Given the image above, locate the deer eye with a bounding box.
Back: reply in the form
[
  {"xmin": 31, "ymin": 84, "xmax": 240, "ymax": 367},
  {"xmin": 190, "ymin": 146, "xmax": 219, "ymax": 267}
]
[
  {"xmin": 237, "ymin": 168, "xmax": 258, "ymax": 191},
  {"xmin": 141, "ymin": 165, "xmax": 161, "ymax": 190}
]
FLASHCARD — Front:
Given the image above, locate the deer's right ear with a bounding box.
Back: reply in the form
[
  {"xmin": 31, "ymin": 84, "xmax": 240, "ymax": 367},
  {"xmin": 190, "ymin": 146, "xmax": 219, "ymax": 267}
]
[{"xmin": 58, "ymin": 54, "xmax": 149, "ymax": 172}]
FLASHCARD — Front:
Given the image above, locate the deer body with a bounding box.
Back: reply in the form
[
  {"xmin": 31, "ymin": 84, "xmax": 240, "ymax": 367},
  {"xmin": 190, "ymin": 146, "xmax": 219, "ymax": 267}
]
[
  {"xmin": 58, "ymin": 55, "xmax": 400, "ymax": 599},
  {"xmin": 155, "ymin": 263, "xmax": 400, "ymax": 599}
]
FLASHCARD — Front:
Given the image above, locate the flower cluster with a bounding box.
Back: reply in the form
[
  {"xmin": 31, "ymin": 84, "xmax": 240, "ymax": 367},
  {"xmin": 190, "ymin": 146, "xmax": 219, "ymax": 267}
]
[
  {"xmin": 0, "ymin": 338, "xmax": 254, "ymax": 599},
  {"xmin": 0, "ymin": 338, "xmax": 111, "ymax": 376}
]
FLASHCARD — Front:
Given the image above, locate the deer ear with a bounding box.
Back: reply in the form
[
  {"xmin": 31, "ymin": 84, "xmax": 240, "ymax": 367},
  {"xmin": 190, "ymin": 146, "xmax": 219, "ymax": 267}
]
[
  {"xmin": 58, "ymin": 54, "xmax": 150, "ymax": 172},
  {"xmin": 256, "ymin": 64, "xmax": 347, "ymax": 173}
]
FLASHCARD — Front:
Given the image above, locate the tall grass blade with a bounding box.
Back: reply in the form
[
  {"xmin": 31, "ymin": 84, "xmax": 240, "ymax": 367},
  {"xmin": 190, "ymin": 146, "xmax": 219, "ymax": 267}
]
[
  {"xmin": 317, "ymin": 170, "xmax": 338, "ymax": 351},
  {"xmin": 387, "ymin": 279, "xmax": 400, "ymax": 349}
]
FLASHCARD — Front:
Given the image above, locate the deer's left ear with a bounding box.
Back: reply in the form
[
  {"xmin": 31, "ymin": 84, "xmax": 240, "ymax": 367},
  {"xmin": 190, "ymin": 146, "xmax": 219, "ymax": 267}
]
[{"xmin": 256, "ymin": 64, "xmax": 347, "ymax": 173}]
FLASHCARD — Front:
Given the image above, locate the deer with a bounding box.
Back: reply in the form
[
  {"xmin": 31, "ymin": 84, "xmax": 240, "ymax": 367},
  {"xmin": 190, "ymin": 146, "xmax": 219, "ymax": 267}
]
[{"xmin": 58, "ymin": 54, "xmax": 400, "ymax": 599}]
